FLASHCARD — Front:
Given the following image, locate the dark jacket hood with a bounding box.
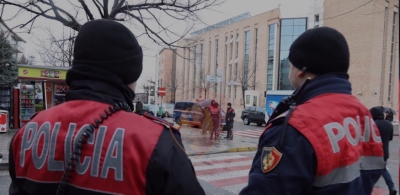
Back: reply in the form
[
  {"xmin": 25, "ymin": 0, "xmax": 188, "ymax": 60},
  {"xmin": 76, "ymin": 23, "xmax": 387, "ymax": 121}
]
[{"xmin": 370, "ymin": 106, "xmax": 385, "ymax": 120}]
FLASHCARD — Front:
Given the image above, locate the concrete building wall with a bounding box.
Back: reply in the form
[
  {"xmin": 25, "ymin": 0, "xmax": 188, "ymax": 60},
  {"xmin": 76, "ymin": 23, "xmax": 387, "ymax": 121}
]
[
  {"xmin": 323, "ymin": 0, "xmax": 399, "ymax": 113},
  {"xmin": 157, "ymin": 48, "xmax": 177, "ymax": 104},
  {"xmin": 175, "ymin": 9, "xmax": 281, "ymax": 109},
  {"xmin": 166, "ymin": 0, "xmax": 399, "ymax": 114}
]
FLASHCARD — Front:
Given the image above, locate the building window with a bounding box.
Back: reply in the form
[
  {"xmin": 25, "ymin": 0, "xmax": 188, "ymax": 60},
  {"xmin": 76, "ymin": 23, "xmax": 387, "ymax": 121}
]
[
  {"xmin": 278, "ymin": 18, "xmax": 307, "ymax": 90},
  {"xmin": 314, "ymin": 15, "xmax": 319, "ymax": 27},
  {"xmin": 200, "ymin": 43, "xmax": 204, "ymax": 88},
  {"xmin": 388, "ymin": 11, "xmax": 398, "ymax": 102},
  {"xmin": 192, "ymin": 47, "xmax": 196, "ymax": 98},
  {"xmin": 215, "ymin": 39, "xmax": 219, "ymax": 97},
  {"xmin": 229, "ymin": 86, "xmax": 231, "ymax": 98},
  {"xmin": 229, "ymin": 63, "xmax": 232, "ymax": 81},
  {"xmin": 186, "ymin": 48, "xmax": 191, "ymax": 99},
  {"xmin": 234, "ymin": 61, "xmax": 238, "ymax": 99},
  {"xmin": 216, "ymin": 39, "xmax": 219, "ymax": 67},
  {"xmin": 230, "ymin": 35, "xmax": 233, "ymax": 60},
  {"xmin": 225, "ymin": 36, "xmax": 228, "ymax": 95},
  {"xmin": 234, "ymin": 86, "xmax": 237, "ymax": 98},
  {"xmin": 253, "ymin": 28, "xmax": 258, "ymax": 90},
  {"xmin": 208, "ymin": 41, "xmax": 211, "ymax": 75},
  {"xmin": 236, "ymin": 33, "xmax": 239, "ymax": 58},
  {"xmin": 182, "ymin": 48, "xmax": 186, "ymax": 98},
  {"xmin": 380, "ymin": 7, "xmax": 389, "ymax": 102},
  {"xmin": 244, "ymin": 30, "xmax": 250, "ymax": 88},
  {"xmin": 267, "ymin": 24, "xmax": 277, "ymax": 90}
]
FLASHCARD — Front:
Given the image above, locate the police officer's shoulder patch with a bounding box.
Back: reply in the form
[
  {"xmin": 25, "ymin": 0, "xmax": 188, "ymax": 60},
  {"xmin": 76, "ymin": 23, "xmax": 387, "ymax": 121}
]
[
  {"xmin": 143, "ymin": 112, "xmax": 181, "ymax": 131},
  {"xmin": 261, "ymin": 147, "xmax": 282, "ymax": 173}
]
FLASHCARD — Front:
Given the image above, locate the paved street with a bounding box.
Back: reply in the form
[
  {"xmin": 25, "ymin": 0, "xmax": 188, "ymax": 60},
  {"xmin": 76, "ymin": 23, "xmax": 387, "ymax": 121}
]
[{"xmin": 193, "ymin": 137, "xmax": 399, "ymax": 195}]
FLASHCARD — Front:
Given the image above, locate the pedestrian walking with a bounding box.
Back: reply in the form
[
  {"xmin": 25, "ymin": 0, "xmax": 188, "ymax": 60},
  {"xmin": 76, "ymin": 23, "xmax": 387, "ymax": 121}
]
[
  {"xmin": 8, "ymin": 19, "xmax": 205, "ymax": 195},
  {"xmin": 225, "ymin": 102, "xmax": 235, "ymax": 140},
  {"xmin": 240, "ymin": 27, "xmax": 385, "ymax": 195},
  {"xmin": 135, "ymin": 99, "xmax": 143, "ymax": 114},
  {"xmin": 370, "ymin": 106, "xmax": 397, "ymax": 195}
]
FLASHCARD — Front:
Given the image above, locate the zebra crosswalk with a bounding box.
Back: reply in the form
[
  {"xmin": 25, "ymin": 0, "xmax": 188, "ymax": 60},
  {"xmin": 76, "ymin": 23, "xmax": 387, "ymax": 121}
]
[
  {"xmin": 190, "ymin": 154, "xmax": 390, "ymax": 195},
  {"xmin": 220, "ymin": 129, "xmax": 264, "ymax": 138},
  {"xmin": 190, "ymin": 154, "xmax": 252, "ymax": 194}
]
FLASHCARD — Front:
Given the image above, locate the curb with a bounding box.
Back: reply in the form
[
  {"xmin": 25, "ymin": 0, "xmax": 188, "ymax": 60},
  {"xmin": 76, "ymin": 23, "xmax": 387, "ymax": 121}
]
[
  {"xmin": 187, "ymin": 146, "xmax": 258, "ymax": 156},
  {"xmin": 227, "ymin": 147, "xmax": 258, "ymax": 153}
]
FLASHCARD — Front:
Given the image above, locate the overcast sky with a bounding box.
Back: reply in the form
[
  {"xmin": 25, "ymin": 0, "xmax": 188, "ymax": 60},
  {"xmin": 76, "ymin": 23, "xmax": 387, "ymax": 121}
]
[{"xmin": 3, "ymin": 0, "xmax": 309, "ymax": 92}]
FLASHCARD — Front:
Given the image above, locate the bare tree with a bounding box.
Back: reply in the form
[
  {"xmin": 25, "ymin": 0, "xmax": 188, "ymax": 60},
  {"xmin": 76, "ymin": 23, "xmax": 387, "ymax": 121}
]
[
  {"xmin": 231, "ymin": 59, "xmax": 258, "ymax": 108},
  {"xmin": 18, "ymin": 54, "xmax": 29, "ymax": 64},
  {"xmin": 32, "ymin": 26, "xmax": 76, "ymax": 66},
  {"xmin": 163, "ymin": 69, "xmax": 183, "ymax": 103},
  {"xmin": 194, "ymin": 66, "xmax": 214, "ymax": 99},
  {"xmin": 0, "ymin": 0, "xmax": 223, "ymax": 48}
]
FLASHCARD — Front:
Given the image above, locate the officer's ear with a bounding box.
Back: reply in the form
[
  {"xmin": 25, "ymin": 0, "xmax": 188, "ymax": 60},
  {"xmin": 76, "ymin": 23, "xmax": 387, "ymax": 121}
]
[
  {"xmin": 296, "ymin": 70, "xmax": 306, "ymax": 78},
  {"xmin": 298, "ymin": 70, "xmax": 316, "ymax": 80}
]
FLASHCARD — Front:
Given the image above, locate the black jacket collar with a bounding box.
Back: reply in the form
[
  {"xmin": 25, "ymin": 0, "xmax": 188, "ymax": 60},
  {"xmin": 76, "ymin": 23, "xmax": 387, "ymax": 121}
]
[
  {"xmin": 65, "ymin": 65, "xmax": 135, "ymax": 110},
  {"xmin": 296, "ymin": 73, "xmax": 352, "ymax": 105}
]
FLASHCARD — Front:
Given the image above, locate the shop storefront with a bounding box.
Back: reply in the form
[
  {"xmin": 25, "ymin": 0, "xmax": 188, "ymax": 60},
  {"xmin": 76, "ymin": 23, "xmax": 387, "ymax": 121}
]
[
  {"xmin": 0, "ymin": 84, "xmax": 14, "ymax": 128},
  {"xmin": 15, "ymin": 65, "xmax": 70, "ymax": 128}
]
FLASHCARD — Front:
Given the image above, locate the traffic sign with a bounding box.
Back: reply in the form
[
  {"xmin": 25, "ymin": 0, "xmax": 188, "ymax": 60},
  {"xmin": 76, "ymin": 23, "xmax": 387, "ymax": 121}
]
[
  {"xmin": 206, "ymin": 75, "xmax": 222, "ymax": 83},
  {"xmin": 158, "ymin": 87, "xmax": 166, "ymax": 96}
]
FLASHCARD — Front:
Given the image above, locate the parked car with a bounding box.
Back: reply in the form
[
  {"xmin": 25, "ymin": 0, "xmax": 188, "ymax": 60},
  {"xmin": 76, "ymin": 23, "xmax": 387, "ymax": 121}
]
[
  {"xmin": 173, "ymin": 101, "xmax": 203, "ymax": 127},
  {"xmin": 164, "ymin": 103, "xmax": 175, "ymax": 118},
  {"xmin": 143, "ymin": 104, "xmax": 155, "ymax": 116},
  {"xmin": 241, "ymin": 106, "xmax": 266, "ymax": 126},
  {"xmin": 157, "ymin": 103, "xmax": 175, "ymax": 118}
]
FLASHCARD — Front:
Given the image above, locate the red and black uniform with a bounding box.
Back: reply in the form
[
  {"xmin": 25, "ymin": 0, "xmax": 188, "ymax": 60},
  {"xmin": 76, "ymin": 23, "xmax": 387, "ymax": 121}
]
[
  {"xmin": 240, "ymin": 74, "xmax": 385, "ymax": 195},
  {"xmin": 8, "ymin": 68, "xmax": 205, "ymax": 195}
]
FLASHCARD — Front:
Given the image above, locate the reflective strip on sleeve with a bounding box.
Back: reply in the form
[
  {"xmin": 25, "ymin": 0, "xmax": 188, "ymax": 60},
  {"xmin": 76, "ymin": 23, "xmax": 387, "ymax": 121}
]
[
  {"xmin": 314, "ymin": 156, "xmax": 384, "ymax": 187},
  {"xmin": 360, "ymin": 156, "xmax": 385, "ymax": 170}
]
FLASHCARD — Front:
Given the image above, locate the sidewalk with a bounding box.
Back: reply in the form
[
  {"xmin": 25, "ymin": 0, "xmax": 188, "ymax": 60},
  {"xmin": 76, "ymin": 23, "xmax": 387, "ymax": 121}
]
[
  {"xmin": 374, "ymin": 138, "xmax": 399, "ymax": 192},
  {"xmin": 0, "ymin": 129, "xmax": 18, "ymax": 170},
  {"xmin": 179, "ymin": 125, "xmax": 259, "ymax": 156}
]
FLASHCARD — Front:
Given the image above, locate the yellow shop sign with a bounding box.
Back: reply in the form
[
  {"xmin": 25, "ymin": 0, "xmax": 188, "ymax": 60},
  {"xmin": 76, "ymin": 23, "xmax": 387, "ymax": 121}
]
[{"xmin": 18, "ymin": 66, "xmax": 68, "ymax": 80}]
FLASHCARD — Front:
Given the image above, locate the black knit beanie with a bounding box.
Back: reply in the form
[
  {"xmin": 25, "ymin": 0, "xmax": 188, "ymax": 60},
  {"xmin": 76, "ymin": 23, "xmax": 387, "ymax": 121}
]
[
  {"xmin": 72, "ymin": 19, "xmax": 143, "ymax": 84},
  {"xmin": 288, "ymin": 27, "xmax": 350, "ymax": 75}
]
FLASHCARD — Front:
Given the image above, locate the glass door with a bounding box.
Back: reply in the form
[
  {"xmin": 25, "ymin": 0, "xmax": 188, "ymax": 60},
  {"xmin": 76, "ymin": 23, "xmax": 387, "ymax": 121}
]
[{"xmin": 20, "ymin": 84, "xmax": 35, "ymax": 126}]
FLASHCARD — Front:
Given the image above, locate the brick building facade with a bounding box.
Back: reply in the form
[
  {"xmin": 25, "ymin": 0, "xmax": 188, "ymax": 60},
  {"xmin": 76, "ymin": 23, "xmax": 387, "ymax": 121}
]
[{"xmin": 157, "ymin": 48, "xmax": 177, "ymax": 104}]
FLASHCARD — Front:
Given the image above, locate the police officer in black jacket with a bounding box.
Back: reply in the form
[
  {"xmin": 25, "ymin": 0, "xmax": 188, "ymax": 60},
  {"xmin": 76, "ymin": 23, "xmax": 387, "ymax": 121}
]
[
  {"xmin": 8, "ymin": 19, "xmax": 205, "ymax": 195},
  {"xmin": 225, "ymin": 102, "xmax": 235, "ymax": 140},
  {"xmin": 370, "ymin": 106, "xmax": 397, "ymax": 195}
]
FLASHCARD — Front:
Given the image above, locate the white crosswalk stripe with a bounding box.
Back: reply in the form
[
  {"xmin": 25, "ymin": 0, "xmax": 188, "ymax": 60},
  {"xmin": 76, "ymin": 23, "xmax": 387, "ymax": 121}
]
[
  {"xmin": 220, "ymin": 129, "xmax": 264, "ymax": 138},
  {"xmin": 190, "ymin": 154, "xmax": 388, "ymax": 195},
  {"xmin": 190, "ymin": 154, "xmax": 252, "ymax": 194}
]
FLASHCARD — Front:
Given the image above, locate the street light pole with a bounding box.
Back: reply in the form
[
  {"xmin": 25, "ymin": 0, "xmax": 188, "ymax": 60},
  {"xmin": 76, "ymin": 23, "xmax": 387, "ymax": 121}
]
[
  {"xmin": 154, "ymin": 11, "xmax": 161, "ymax": 115},
  {"xmin": 154, "ymin": 51, "xmax": 159, "ymax": 114}
]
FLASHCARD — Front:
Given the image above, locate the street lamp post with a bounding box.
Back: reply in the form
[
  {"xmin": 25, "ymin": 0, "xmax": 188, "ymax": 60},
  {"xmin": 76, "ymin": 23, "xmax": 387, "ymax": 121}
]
[{"xmin": 154, "ymin": 52, "xmax": 159, "ymax": 115}]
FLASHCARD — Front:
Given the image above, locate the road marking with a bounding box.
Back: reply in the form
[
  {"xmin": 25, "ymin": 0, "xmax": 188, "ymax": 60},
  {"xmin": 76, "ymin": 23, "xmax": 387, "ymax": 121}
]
[
  {"xmin": 220, "ymin": 129, "xmax": 264, "ymax": 138},
  {"xmin": 190, "ymin": 154, "xmax": 390, "ymax": 195}
]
